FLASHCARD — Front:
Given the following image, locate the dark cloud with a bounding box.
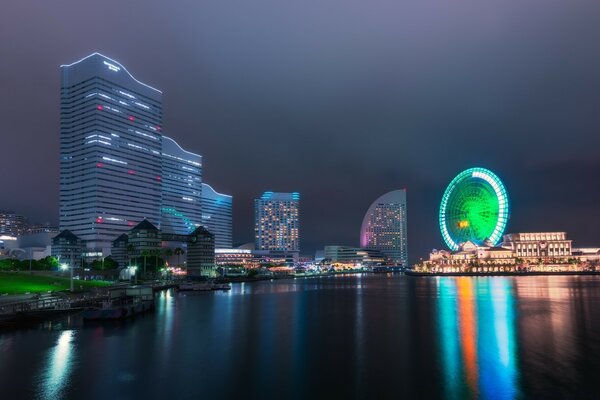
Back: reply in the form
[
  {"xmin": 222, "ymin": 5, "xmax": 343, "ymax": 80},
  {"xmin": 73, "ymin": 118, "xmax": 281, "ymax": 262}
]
[{"xmin": 1, "ymin": 0, "xmax": 599, "ymax": 260}]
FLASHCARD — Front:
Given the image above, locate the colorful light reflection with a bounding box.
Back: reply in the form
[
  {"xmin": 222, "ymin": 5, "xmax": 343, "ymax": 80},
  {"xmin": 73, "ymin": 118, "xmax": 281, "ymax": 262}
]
[{"xmin": 438, "ymin": 277, "xmax": 518, "ymax": 399}]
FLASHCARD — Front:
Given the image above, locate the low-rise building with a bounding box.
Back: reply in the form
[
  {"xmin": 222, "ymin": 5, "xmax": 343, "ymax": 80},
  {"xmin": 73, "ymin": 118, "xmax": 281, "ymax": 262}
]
[
  {"xmin": 128, "ymin": 220, "xmax": 161, "ymax": 257},
  {"xmin": 187, "ymin": 226, "xmax": 216, "ymax": 277},
  {"xmin": 111, "ymin": 234, "xmax": 129, "ymax": 268},
  {"xmin": 503, "ymin": 232, "xmax": 571, "ymax": 259},
  {"xmin": 323, "ymin": 245, "xmax": 386, "ymax": 266},
  {"xmin": 215, "ymin": 248, "xmax": 255, "ymax": 267},
  {"xmin": 418, "ymin": 232, "xmax": 598, "ymax": 273},
  {"xmin": 51, "ymin": 230, "xmax": 84, "ymax": 267}
]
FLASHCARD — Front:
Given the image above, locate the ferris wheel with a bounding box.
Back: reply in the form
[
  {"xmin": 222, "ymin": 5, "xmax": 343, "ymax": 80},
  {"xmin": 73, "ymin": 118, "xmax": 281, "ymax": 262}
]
[{"xmin": 439, "ymin": 167, "xmax": 509, "ymax": 251}]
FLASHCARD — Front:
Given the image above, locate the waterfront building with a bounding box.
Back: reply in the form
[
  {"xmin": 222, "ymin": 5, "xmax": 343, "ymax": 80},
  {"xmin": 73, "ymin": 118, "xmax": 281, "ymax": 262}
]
[
  {"xmin": 323, "ymin": 245, "xmax": 386, "ymax": 266},
  {"xmin": 502, "ymin": 232, "xmax": 571, "ymax": 259},
  {"xmin": 128, "ymin": 220, "xmax": 161, "ymax": 257},
  {"xmin": 360, "ymin": 189, "xmax": 408, "ymax": 266},
  {"xmin": 419, "ymin": 232, "xmax": 599, "ymax": 273},
  {"xmin": 255, "ymin": 192, "xmax": 300, "ymax": 252},
  {"xmin": 572, "ymin": 248, "xmax": 600, "ymax": 262},
  {"xmin": 201, "ymin": 183, "xmax": 233, "ymax": 248},
  {"xmin": 0, "ymin": 212, "xmax": 28, "ymax": 237},
  {"xmin": 215, "ymin": 248, "xmax": 255, "ymax": 267},
  {"xmin": 111, "ymin": 234, "xmax": 129, "ymax": 268},
  {"xmin": 187, "ymin": 226, "xmax": 216, "ymax": 277},
  {"xmin": 161, "ymin": 136, "xmax": 203, "ymax": 235},
  {"xmin": 51, "ymin": 230, "xmax": 84, "ymax": 267},
  {"xmin": 60, "ymin": 53, "xmax": 163, "ymax": 254},
  {"xmin": 252, "ymin": 250, "xmax": 299, "ymax": 266}
]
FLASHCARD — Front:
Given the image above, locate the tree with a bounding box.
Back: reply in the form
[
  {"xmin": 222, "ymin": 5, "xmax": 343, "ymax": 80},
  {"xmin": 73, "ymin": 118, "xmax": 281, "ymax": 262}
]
[
  {"xmin": 151, "ymin": 249, "xmax": 162, "ymax": 276},
  {"xmin": 141, "ymin": 249, "xmax": 150, "ymax": 278}
]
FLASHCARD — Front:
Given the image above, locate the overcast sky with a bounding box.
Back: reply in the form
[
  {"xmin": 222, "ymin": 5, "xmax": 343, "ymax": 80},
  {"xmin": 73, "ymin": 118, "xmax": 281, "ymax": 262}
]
[{"xmin": 1, "ymin": 0, "xmax": 599, "ymax": 260}]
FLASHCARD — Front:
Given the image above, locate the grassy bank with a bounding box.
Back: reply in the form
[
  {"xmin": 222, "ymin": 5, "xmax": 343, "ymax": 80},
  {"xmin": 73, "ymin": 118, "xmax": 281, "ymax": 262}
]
[{"xmin": 0, "ymin": 272, "xmax": 111, "ymax": 294}]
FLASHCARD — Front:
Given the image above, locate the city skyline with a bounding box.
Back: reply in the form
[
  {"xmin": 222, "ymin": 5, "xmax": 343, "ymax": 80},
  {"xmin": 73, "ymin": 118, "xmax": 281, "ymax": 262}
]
[
  {"xmin": 2, "ymin": 3, "xmax": 600, "ymax": 399},
  {"xmin": 1, "ymin": 2, "xmax": 599, "ymax": 261}
]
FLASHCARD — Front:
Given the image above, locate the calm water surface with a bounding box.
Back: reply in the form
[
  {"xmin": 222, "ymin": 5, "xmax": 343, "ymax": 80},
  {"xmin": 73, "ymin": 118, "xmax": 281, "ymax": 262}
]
[{"xmin": 1, "ymin": 274, "xmax": 600, "ymax": 399}]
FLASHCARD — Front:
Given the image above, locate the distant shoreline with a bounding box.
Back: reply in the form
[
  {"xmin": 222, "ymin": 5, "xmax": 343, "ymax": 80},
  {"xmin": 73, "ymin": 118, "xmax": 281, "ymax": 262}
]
[{"xmin": 405, "ymin": 270, "xmax": 600, "ymax": 277}]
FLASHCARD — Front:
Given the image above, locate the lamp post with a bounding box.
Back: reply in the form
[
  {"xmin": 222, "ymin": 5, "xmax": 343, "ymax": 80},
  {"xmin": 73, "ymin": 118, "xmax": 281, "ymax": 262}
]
[{"xmin": 60, "ymin": 251, "xmax": 75, "ymax": 292}]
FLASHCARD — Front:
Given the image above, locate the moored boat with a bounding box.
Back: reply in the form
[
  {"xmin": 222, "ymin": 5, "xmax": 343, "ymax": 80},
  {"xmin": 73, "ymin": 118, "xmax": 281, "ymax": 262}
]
[{"xmin": 82, "ymin": 286, "xmax": 154, "ymax": 321}]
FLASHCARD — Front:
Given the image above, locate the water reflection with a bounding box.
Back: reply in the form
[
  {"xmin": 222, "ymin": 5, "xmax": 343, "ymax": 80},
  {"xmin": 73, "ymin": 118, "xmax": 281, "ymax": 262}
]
[
  {"xmin": 38, "ymin": 330, "xmax": 76, "ymax": 400},
  {"xmin": 438, "ymin": 277, "xmax": 518, "ymax": 399}
]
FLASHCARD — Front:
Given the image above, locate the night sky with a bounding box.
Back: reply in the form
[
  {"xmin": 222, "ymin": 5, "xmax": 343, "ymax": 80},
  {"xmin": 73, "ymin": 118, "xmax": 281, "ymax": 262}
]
[{"xmin": 1, "ymin": 1, "xmax": 599, "ymax": 261}]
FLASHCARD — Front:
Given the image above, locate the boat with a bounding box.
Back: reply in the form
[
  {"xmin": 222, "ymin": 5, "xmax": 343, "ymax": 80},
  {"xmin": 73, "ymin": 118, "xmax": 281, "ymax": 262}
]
[
  {"xmin": 211, "ymin": 283, "xmax": 231, "ymax": 291},
  {"xmin": 177, "ymin": 282, "xmax": 231, "ymax": 292},
  {"xmin": 82, "ymin": 287, "xmax": 154, "ymax": 321}
]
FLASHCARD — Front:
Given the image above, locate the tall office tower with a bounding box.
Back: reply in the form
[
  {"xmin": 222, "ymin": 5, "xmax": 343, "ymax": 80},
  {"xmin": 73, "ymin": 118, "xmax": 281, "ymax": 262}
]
[
  {"xmin": 0, "ymin": 212, "xmax": 28, "ymax": 237},
  {"xmin": 254, "ymin": 192, "xmax": 300, "ymax": 252},
  {"xmin": 201, "ymin": 183, "xmax": 232, "ymax": 249},
  {"xmin": 360, "ymin": 189, "xmax": 408, "ymax": 266},
  {"xmin": 160, "ymin": 136, "xmax": 203, "ymax": 235},
  {"xmin": 60, "ymin": 53, "xmax": 163, "ymax": 253}
]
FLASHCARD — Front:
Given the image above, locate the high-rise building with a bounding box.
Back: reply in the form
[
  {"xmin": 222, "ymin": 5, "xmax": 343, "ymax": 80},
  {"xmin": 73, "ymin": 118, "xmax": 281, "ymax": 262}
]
[
  {"xmin": 161, "ymin": 136, "xmax": 203, "ymax": 235},
  {"xmin": 0, "ymin": 211, "xmax": 28, "ymax": 237},
  {"xmin": 201, "ymin": 183, "xmax": 233, "ymax": 249},
  {"xmin": 255, "ymin": 192, "xmax": 300, "ymax": 252},
  {"xmin": 60, "ymin": 53, "xmax": 163, "ymax": 254},
  {"xmin": 360, "ymin": 189, "xmax": 408, "ymax": 266}
]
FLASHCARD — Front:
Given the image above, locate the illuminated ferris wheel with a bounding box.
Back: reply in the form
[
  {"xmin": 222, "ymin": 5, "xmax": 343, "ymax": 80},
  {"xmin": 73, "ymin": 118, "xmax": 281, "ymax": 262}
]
[{"xmin": 439, "ymin": 167, "xmax": 509, "ymax": 251}]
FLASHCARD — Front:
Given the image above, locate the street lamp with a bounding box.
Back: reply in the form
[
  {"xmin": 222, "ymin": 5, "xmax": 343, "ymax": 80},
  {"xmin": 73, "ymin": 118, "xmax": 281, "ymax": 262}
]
[
  {"xmin": 60, "ymin": 261, "xmax": 74, "ymax": 292},
  {"xmin": 129, "ymin": 265, "xmax": 138, "ymax": 284}
]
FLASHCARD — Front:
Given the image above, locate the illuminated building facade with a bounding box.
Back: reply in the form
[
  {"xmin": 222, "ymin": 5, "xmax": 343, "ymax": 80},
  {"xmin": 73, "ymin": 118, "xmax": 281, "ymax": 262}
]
[
  {"xmin": 255, "ymin": 192, "xmax": 300, "ymax": 252},
  {"xmin": 160, "ymin": 136, "xmax": 202, "ymax": 235},
  {"xmin": 323, "ymin": 245, "xmax": 385, "ymax": 265},
  {"xmin": 60, "ymin": 53, "xmax": 163, "ymax": 254},
  {"xmin": 215, "ymin": 248, "xmax": 255, "ymax": 267},
  {"xmin": 502, "ymin": 232, "xmax": 571, "ymax": 259},
  {"xmin": 360, "ymin": 189, "xmax": 408, "ymax": 266},
  {"xmin": 419, "ymin": 232, "xmax": 600, "ymax": 273},
  {"xmin": 0, "ymin": 212, "xmax": 28, "ymax": 237},
  {"xmin": 201, "ymin": 183, "xmax": 233, "ymax": 248}
]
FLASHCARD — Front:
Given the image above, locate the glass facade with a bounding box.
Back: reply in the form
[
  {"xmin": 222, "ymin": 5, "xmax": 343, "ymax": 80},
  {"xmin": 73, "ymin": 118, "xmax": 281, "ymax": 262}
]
[
  {"xmin": 254, "ymin": 192, "xmax": 300, "ymax": 252},
  {"xmin": 360, "ymin": 189, "xmax": 408, "ymax": 266},
  {"xmin": 160, "ymin": 136, "xmax": 203, "ymax": 235},
  {"xmin": 60, "ymin": 53, "xmax": 163, "ymax": 252},
  {"xmin": 201, "ymin": 183, "xmax": 233, "ymax": 249}
]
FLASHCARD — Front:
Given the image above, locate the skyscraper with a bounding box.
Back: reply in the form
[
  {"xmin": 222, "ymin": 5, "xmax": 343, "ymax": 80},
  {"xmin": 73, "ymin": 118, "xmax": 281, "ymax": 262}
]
[
  {"xmin": 60, "ymin": 53, "xmax": 163, "ymax": 253},
  {"xmin": 255, "ymin": 192, "xmax": 300, "ymax": 252},
  {"xmin": 161, "ymin": 136, "xmax": 203, "ymax": 235},
  {"xmin": 201, "ymin": 183, "xmax": 233, "ymax": 249},
  {"xmin": 360, "ymin": 189, "xmax": 408, "ymax": 266},
  {"xmin": 0, "ymin": 212, "xmax": 28, "ymax": 237}
]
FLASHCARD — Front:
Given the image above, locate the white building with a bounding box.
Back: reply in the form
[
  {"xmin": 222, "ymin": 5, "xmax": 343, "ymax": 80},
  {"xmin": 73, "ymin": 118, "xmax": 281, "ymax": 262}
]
[{"xmin": 254, "ymin": 192, "xmax": 300, "ymax": 252}]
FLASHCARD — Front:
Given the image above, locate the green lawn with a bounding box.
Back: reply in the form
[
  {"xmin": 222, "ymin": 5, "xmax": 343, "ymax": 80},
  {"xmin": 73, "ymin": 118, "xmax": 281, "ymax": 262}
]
[{"xmin": 0, "ymin": 272, "xmax": 112, "ymax": 294}]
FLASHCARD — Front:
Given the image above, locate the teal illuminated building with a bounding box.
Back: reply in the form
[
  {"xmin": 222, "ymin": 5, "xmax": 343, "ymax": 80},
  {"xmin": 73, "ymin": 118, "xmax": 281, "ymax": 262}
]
[
  {"xmin": 201, "ymin": 183, "xmax": 233, "ymax": 249},
  {"xmin": 160, "ymin": 136, "xmax": 203, "ymax": 235}
]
